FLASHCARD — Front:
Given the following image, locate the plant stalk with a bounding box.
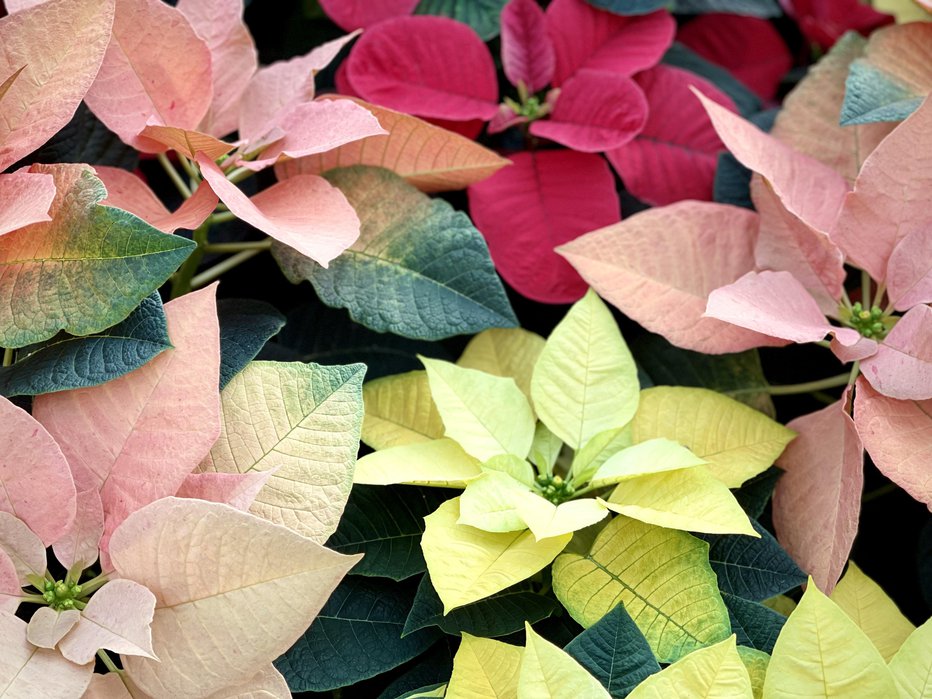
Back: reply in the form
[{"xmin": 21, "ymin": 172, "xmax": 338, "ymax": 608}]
[
  {"xmin": 157, "ymin": 153, "xmax": 192, "ymax": 199},
  {"xmin": 170, "ymin": 220, "xmax": 211, "ymax": 298},
  {"xmin": 2, "ymin": 347, "xmax": 13, "ymax": 367},
  {"xmin": 191, "ymin": 248, "xmax": 266, "ymax": 289},
  {"xmin": 730, "ymin": 372, "xmax": 852, "ymax": 396},
  {"xmin": 203, "ymin": 239, "xmax": 271, "ymax": 254}
]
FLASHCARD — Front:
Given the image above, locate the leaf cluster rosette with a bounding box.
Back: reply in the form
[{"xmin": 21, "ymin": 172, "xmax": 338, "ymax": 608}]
[{"xmin": 0, "ymin": 286, "xmax": 366, "ymax": 698}]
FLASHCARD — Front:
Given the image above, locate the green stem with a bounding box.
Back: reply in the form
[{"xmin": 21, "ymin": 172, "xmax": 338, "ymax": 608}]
[
  {"xmin": 171, "ymin": 221, "xmax": 211, "ymax": 298},
  {"xmin": 19, "ymin": 593, "xmax": 48, "ymax": 605},
  {"xmin": 2, "ymin": 347, "xmax": 13, "ymax": 367},
  {"xmin": 78, "ymin": 571, "xmax": 110, "ymax": 597},
  {"xmin": 203, "ymin": 239, "xmax": 271, "ymax": 254},
  {"xmin": 191, "ymin": 248, "xmax": 265, "ymax": 289},
  {"xmin": 178, "ymin": 154, "xmax": 199, "ymax": 182},
  {"xmin": 730, "ymin": 372, "xmax": 851, "ymax": 396},
  {"xmin": 847, "ymin": 361, "xmax": 860, "ymax": 388},
  {"xmin": 209, "ymin": 211, "xmax": 237, "ymax": 225},
  {"xmin": 874, "ymin": 281, "xmax": 887, "ymax": 307},
  {"xmin": 157, "ymin": 153, "xmax": 192, "ymax": 199},
  {"xmin": 226, "ymin": 166, "xmax": 255, "ymax": 185},
  {"xmin": 840, "ymin": 286, "xmax": 853, "ymax": 311},
  {"xmin": 861, "ymin": 269, "xmax": 872, "ymax": 309},
  {"xmin": 814, "ymin": 340, "xmax": 832, "ymax": 349},
  {"xmin": 97, "ymin": 650, "xmax": 122, "ymax": 674}
]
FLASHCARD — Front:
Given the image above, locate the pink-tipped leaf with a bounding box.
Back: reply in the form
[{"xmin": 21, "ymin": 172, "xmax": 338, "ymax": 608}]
[
  {"xmin": 558, "ymin": 201, "xmax": 784, "ymax": 354},
  {"xmin": 467, "ymin": 149, "xmax": 619, "ymax": 303},
  {"xmin": 501, "ymin": 0, "xmax": 555, "ymax": 92},
  {"xmin": 530, "ymin": 69, "xmax": 647, "ymax": 152},
  {"xmin": 0, "ymin": 170, "xmax": 55, "ymax": 236},
  {"xmin": 545, "ymin": 0, "xmax": 674, "ymax": 85},
  {"xmin": 0, "ymin": 0, "xmax": 114, "ymax": 171},
  {"xmin": 84, "ymin": 0, "xmax": 213, "ymax": 150},
  {"xmin": 32, "ymin": 285, "xmax": 222, "ymax": 556},
  {"xmin": 0, "ymin": 397, "xmax": 75, "ymax": 546},
  {"xmin": 696, "ymin": 89, "xmax": 849, "ymax": 234},
  {"xmin": 854, "ymin": 376, "xmax": 932, "ymax": 508},
  {"xmin": 706, "ymin": 270, "xmax": 861, "ymax": 346},
  {"xmin": 606, "ymin": 65, "xmax": 735, "ymax": 205},
  {"xmin": 176, "ymin": 0, "xmax": 258, "ymax": 138},
  {"xmin": 96, "ymin": 166, "xmax": 219, "ymax": 234},
  {"xmin": 859, "ymin": 304, "xmax": 932, "ymax": 401},
  {"xmin": 773, "ymin": 389, "xmax": 863, "ymax": 594},
  {"xmin": 831, "ymin": 95, "xmax": 932, "ymax": 284},
  {"xmin": 137, "ymin": 125, "xmax": 235, "ymax": 161},
  {"xmin": 237, "ymin": 31, "xmax": 360, "ymax": 145},
  {"xmin": 318, "ymin": 0, "xmax": 418, "ymax": 31},
  {"xmin": 240, "ymin": 99, "xmax": 386, "ymax": 172},
  {"xmin": 343, "ymin": 16, "xmax": 499, "ymax": 122},
  {"xmin": 198, "ymin": 155, "xmax": 359, "ymax": 267},
  {"xmin": 175, "ymin": 470, "xmax": 275, "ymax": 511}
]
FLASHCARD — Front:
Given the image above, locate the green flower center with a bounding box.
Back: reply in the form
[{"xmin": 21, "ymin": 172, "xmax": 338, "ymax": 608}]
[
  {"xmin": 535, "ymin": 473, "xmax": 576, "ymax": 504},
  {"xmin": 41, "ymin": 579, "xmax": 85, "ymax": 611},
  {"xmin": 844, "ymin": 302, "xmax": 888, "ymax": 339}
]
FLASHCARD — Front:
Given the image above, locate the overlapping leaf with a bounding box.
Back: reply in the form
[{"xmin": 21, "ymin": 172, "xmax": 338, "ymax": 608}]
[
  {"xmin": 198, "ymin": 360, "xmax": 364, "ymax": 543},
  {"xmin": 216, "ymin": 298, "xmax": 286, "ymax": 390},
  {"xmin": 446, "ymin": 634, "xmax": 522, "ymax": 699},
  {"xmin": 0, "ymin": 165, "xmax": 194, "ymax": 349},
  {"xmin": 627, "ymin": 635, "xmax": 753, "ymax": 698},
  {"xmin": 553, "ymin": 515, "xmax": 731, "ymax": 662},
  {"xmin": 274, "ymin": 166, "xmax": 517, "ymax": 340}
]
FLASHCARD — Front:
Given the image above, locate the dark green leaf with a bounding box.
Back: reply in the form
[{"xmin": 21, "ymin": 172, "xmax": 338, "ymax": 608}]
[
  {"xmin": 696, "ymin": 521, "xmax": 806, "ymax": 601},
  {"xmin": 216, "ymin": 299, "xmax": 285, "ymax": 390},
  {"xmin": 272, "ymin": 166, "xmax": 517, "ymax": 341},
  {"xmin": 265, "ymin": 299, "xmax": 451, "ymax": 380},
  {"xmin": 841, "ymin": 61, "xmax": 921, "ymax": 125},
  {"xmin": 723, "ymin": 592, "xmax": 785, "ymax": 653},
  {"xmin": 632, "ymin": 332, "xmax": 775, "ymax": 416},
  {"xmin": 403, "ymin": 575, "xmax": 559, "ymax": 638},
  {"xmin": 12, "ymin": 103, "xmax": 137, "ymax": 171},
  {"xmin": 276, "ymin": 577, "xmax": 441, "ymax": 692},
  {"xmin": 564, "ymin": 604, "xmax": 661, "ymax": 698},
  {"xmin": 0, "ymin": 292, "xmax": 169, "ymax": 397},
  {"xmin": 583, "ymin": 0, "xmax": 672, "ymax": 15},
  {"xmin": 733, "ymin": 467, "xmax": 782, "ymax": 519},
  {"xmin": 673, "ymin": 0, "xmax": 780, "ymax": 15},
  {"xmin": 415, "ymin": 0, "xmax": 508, "ymax": 40},
  {"xmin": 663, "ymin": 43, "xmax": 761, "ymax": 117},
  {"xmin": 377, "ymin": 639, "xmax": 455, "ymax": 699},
  {"xmin": 327, "ymin": 485, "xmax": 452, "ymax": 581}
]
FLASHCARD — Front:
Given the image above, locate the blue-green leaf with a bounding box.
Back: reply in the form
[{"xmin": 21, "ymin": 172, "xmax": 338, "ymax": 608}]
[
  {"xmin": 327, "ymin": 485, "xmax": 453, "ymax": 581},
  {"xmin": 415, "ymin": 0, "xmax": 508, "ymax": 40},
  {"xmin": 732, "ymin": 467, "xmax": 781, "ymax": 520},
  {"xmin": 673, "ymin": 0, "xmax": 780, "ymax": 15},
  {"xmin": 564, "ymin": 604, "xmax": 661, "ymax": 697},
  {"xmin": 0, "ymin": 292, "xmax": 169, "ymax": 397},
  {"xmin": 841, "ymin": 61, "xmax": 922, "ymax": 125},
  {"xmin": 724, "ymin": 592, "xmax": 786, "ymax": 653},
  {"xmin": 377, "ymin": 640, "xmax": 455, "ymax": 699},
  {"xmin": 583, "ymin": 0, "xmax": 673, "ymax": 15},
  {"xmin": 696, "ymin": 521, "xmax": 806, "ymax": 601},
  {"xmin": 276, "ymin": 577, "xmax": 442, "ymax": 692},
  {"xmin": 402, "ymin": 575, "xmax": 560, "ymax": 638},
  {"xmin": 272, "ymin": 166, "xmax": 517, "ymax": 341},
  {"xmin": 216, "ymin": 299, "xmax": 285, "ymax": 390}
]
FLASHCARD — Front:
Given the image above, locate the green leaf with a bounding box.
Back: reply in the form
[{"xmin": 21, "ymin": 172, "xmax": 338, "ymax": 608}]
[
  {"xmin": 327, "ymin": 485, "xmax": 453, "ymax": 581},
  {"xmin": 446, "ymin": 633, "xmax": 522, "ymax": 699},
  {"xmin": 762, "ymin": 578, "xmax": 898, "ymax": 698},
  {"xmin": 553, "ymin": 515, "xmax": 731, "ymax": 663},
  {"xmin": 403, "ymin": 575, "xmax": 559, "ymax": 639},
  {"xmin": 723, "ymin": 593, "xmax": 785, "ymax": 654},
  {"xmin": 0, "ymin": 292, "xmax": 169, "ymax": 397},
  {"xmin": 216, "ymin": 299, "xmax": 285, "ymax": 390},
  {"xmin": 737, "ymin": 647, "xmax": 770, "ymax": 699},
  {"xmin": 584, "ymin": 0, "xmax": 672, "ymax": 15},
  {"xmin": 530, "ymin": 422, "xmax": 564, "ymax": 475},
  {"xmin": 696, "ymin": 521, "xmax": 806, "ymax": 601},
  {"xmin": 531, "ymin": 290, "xmax": 639, "ymax": 450},
  {"xmin": 198, "ymin": 361, "xmax": 365, "ymax": 543},
  {"xmin": 415, "ymin": 0, "xmax": 508, "ymax": 40},
  {"xmin": 422, "ymin": 357, "xmax": 535, "ymax": 461},
  {"xmin": 276, "ymin": 577, "xmax": 441, "ymax": 692},
  {"xmin": 519, "ymin": 623, "xmax": 611, "ymax": 698},
  {"xmin": 377, "ymin": 640, "xmax": 454, "ymax": 699},
  {"xmin": 564, "ymin": 604, "xmax": 661, "ymax": 697},
  {"xmin": 422, "ymin": 498, "xmax": 570, "ymax": 612},
  {"xmin": 272, "ymin": 166, "xmax": 516, "ymax": 340},
  {"xmin": 0, "ymin": 166, "xmax": 194, "ymax": 348},
  {"xmin": 627, "ymin": 635, "xmax": 754, "ymax": 699},
  {"xmin": 362, "ymin": 370, "xmax": 445, "ymax": 450},
  {"xmin": 631, "ymin": 387, "xmax": 795, "ymax": 488},
  {"xmin": 841, "ymin": 61, "xmax": 923, "ymax": 125},
  {"xmin": 632, "ymin": 332, "xmax": 774, "ymax": 416},
  {"xmin": 889, "ymin": 618, "xmax": 932, "ymax": 699},
  {"xmin": 571, "ymin": 425, "xmax": 633, "ymax": 486},
  {"xmin": 732, "ymin": 467, "xmax": 781, "ymax": 520},
  {"xmin": 672, "ymin": 0, "xmax": 780, "ymax": 15}
]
